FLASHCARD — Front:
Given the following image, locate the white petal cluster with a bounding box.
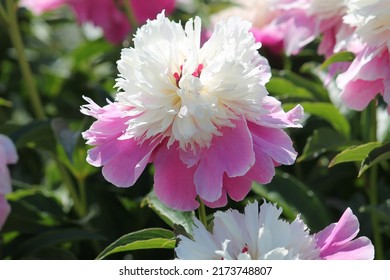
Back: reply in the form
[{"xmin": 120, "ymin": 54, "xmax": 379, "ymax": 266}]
[
  {"xmin": 115, "ymin": 12, "xmax": 270, "ymax": 150},
  {"xmin": 307, "ymin": 0, "xmax": 347, "ymax": 18},
  {"xmin": 175, "ymin": 200, "xmax": 319, "ymax": 260},
  {"xmin": 344, "ymin": 0, "xmax": 390, "ymax": 48}
]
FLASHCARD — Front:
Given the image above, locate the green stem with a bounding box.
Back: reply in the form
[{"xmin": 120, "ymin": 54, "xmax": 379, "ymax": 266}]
[
  {"xmin": 363, "ymin": 101, "xmax": 383, "ymax": 259},
  {"xmin": 197, "ymin": 199, "xmax": 208, "ymax": 227},
  {"xmin": 122, "ymin": 0, "xmax": 138, "ymax": 32},
  {"xmin": 6, "ymin": 0, "xmax": 45, "ymax": 120},
  {"xmin": 77, "ymin": 176, "xmax": 87, "ymax": 217},
  {"xmin": 55, "ymin": 158, "xmax": 85, "ymax": 218},
  {"xmin": 0, "ymin": 3, "xmax": 9, "ymax": 24}
]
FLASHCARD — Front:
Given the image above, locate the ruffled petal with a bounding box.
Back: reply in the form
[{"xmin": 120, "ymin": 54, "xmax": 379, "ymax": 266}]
[
  {"xmin": 101, "ymin": 138, "xmax": 159, "ymax": 188},
  {"xmin": 249, "ymin": 121, "xmax": 298, "ymax": 166},
  {"xmin": 245, "ymin": 150, "xmax": 275, "ymax": 184},
  {"xmin": 154, "ymin": 142, "xmax": 199, "ymax": 211},
  {"xmin": 194, "ymin": 117, "xmax": 255, "ymax": 203},
  {"xmin": 258, "ymin": 96, "xmax": 304, "ymax": 128}
]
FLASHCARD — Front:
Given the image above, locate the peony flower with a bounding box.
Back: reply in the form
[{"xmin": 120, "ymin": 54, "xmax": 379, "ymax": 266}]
[
  {"xmin": 175, "ymin": 200, "xmax": 375, "ymax": 260},
  {"xmin": 176, "ymin": 200, "xmax": 319, "ymax": 260},
  {"xmin": 210, "ymin": 0, "xmax": 284, "ymax": 53},
  {"xmin": 81, "ymin": 12, "xmax": 303, "ymax": 210},
  {"xmin": 260, "ymin": 0, "xmax": 362, "ymax": 57},
  {"xmin": 20, "ymin": 0, "xmax": 176, "ymax": 44},
  {"xmin": 0, "ymin": 134, "xmax": 18, "ymax": 230},
  {"xmin": 337, "ymin": 0, "xmax": 390, "ymax": 113}
]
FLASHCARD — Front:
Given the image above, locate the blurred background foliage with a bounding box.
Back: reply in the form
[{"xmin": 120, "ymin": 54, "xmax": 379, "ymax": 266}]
[{"xmin": 0, "ymin": 0, "xmax": 389, "ymax": 260}]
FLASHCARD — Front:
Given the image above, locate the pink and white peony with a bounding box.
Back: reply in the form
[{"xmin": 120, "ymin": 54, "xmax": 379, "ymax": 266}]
[
  {"xmin": 175, "ymin": 200, "xmax": 375, "ymax": 260},
  {"xmin": 337, "ymin": 0, "xmax": 390, "ymax": 113},
  {"xmin": 81, "ymin": 12, "xmax": 303, "ymax": 210},
  {"xmin": 260, "ymin": 0, "xmax": 362, "ymax": 57}
]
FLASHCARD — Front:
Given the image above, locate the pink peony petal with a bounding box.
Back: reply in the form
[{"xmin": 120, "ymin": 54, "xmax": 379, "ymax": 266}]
[
  {"xmin": 248, "ymin": 121, "xmax": 298, "ymax": 166},
  {"xmin": 131, "ymin": 0, "xmax": 175, "ymax": 23},
  {"xmin": 245, "ymin": 149, "xmax": 275, "ymax": 184},
  {"xmin": 320, "ymin": 237, "xmax": 375, "ymax": 260},
  {"xmin": 0, "ymin": 135, "xmax": 18, "ymax": 164},
  {"xmin": 258, "ymin": 96, "xmax": 304, "ymax": 129},
  {"xmin": 101, "ymin": 138, "xmax": 159, "ymax": 188},
  {"xmin": 193, "ymin": 117, "xmax": 255, "ymax": 203},
  {"xmin": 316, "ymin": 208, "xmax": 358, "ymax": 248},
  {"xmin": 315, "ymin": 208, "xmax": 374, "ymax": 260},
  {"xmin": 202, "ymin": 190, "xmax": 228, "ymax": 209},
  {"xmin": 250, "ymin": 27, "xmax": 284, "ymax": 54},
  {"xmin": 0, "ymin": 135, "xmax": 18, "ymax": 195},
  {"xmin": 0, "ymin": 164, "xmax": 12, "ymax": 195},
  {"xmin": 0, "ymin": 194, "xmax": 11, "ymax": 230},
  {"xmin": 154, "ymin": 142, "xmax": 199, "ymax": 211},
  {"xmin": 223, "ymin": 175, "xmax": 253, "ymax": 202},
  {"xmin": 340, "ymin": 79, "xmax": 383, "ymax": 110}
]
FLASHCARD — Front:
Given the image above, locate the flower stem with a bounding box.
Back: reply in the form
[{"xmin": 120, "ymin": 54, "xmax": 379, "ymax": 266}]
[
  {"xmin": 55, "ymin": 158, "xmax": 86, "ymax": 217},
  {"xmin": 77, "ymin": 176, "xmax": 87, "ymax": 217},
  {"xmin": 197, "ymin": 199, "xmax": 208, "ymax": 227},
  {"xmin": 6, "ymin": 0, "xmax": 45, "ymax": 120},
  {"xmin": 0, "ymin": 3, "xmax": 9, "ymax": 24},
  {"xmin": 122, "ymin": 0, "xmax": 138, "ymax": 33},
  {"xmin": 362, "ymin": 101, "xmax": 383, "ymax": 259}
]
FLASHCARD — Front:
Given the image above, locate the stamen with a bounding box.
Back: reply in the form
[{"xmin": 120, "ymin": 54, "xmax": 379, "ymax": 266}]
[
  {"xmin": 173, "ymin": 64, "xmax": 203, "ymax": 88},
  {"xmin": 241, "ymin": 246, "xmax": 248, "ymax": 253},
  {"xmin": 173, "ymin": 72, "xmax": 181, "ymax": 87},
  {"xmin": 192, "ymin": 64, "xmax": 204, "ymax": 77}
]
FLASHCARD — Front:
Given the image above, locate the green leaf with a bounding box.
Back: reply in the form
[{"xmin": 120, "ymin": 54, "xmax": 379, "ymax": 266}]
[
  {"xmin": 299, "ymin": 102, "xmax": 351, "ymax": 139},
  {"xmin": 141, "ymin": 191, "xmax": 195, "ymax": 234},
  {"xmin": 266, "ymin": 77, "xmax": 316, "ymax": 101},
  {"xmin": 252, "ymin": 171, "xmax": 331, "ymax": 231},
  {"xmin": 10, "ymin": 120, "xmax": 57, "ymax": 152},
  {"xmin": 5, "ymin": 189, "xmax": 66, "ymax": 233},
  {"xmin": 275, "ymin": 70, "xmax": 329, "ymax": 101},
  {"xmin": 359, "ymin": 143, "xmax": 390, "ymax": 177},
  {"xmin": 298, "ymin": 128, "xmax": 347, "ymax": 162},
  {"xmin": 320, "ymin": 51, "xmax": 355, "ymax": 70},
  {"xmin": 96, "ymin": 228, "xmax": 175, "ymax": 260},
  {"xmin": 70, "ymin": 39, "xmax": 112, "ymax": 66},
  {"xmin": 329, "ymin": 142, "xmax": 382, "ymax": 167},
  {"xmin": 13, "ymin": 228, "xmax": 105, "ymax": 258},
  {"xmin": 0, "ymin": 96, "xmax": 12, "ymax": 107}
]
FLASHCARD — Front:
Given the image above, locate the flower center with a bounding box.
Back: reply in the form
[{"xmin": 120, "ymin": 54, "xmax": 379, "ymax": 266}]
[{"xmin": 173, "ymin": 64, "xmax": 204, "ymax": 88}]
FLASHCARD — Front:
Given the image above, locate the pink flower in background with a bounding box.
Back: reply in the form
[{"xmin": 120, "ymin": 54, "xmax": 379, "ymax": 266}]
[
  {"xmin": 315, "ymin": 208, "xmax": 375, "ymax": 259},
  {"xmin": 176, "ymin": 200, "xmax": 374, "ymax": 260},
  {"xmin": 0, "ymin": 134, "xmax": 18, "ymax": 230},
  {"xmin": 19, "ymin": 0, "xmax": 66, "ymax": 14},
  {"xmin": 0, "ymin": 195, "xmax": 11, "ymax": 230},
  {"xmin": 259, "ymin": 0, "xmax": 362, "ymax": 57},
  {"xmin": 337, "ymin": 0, "xmax": 390, "ymax": 113},
  {"xmin": 20, "ymin": 0, "xmax": 176, "ymax": 44},
  {"xmin": 81, "ymin": 13, "xmax": 303, "ymax": 210},
  {"xmin": 210, "ymin": 0, "xmax": 284, "ymax": 53}
]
